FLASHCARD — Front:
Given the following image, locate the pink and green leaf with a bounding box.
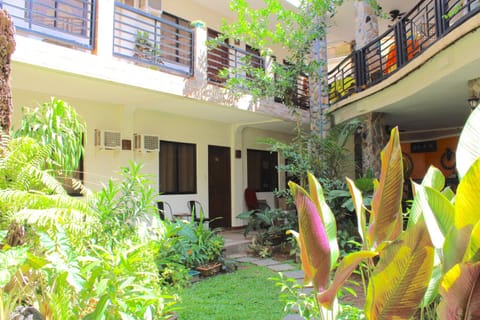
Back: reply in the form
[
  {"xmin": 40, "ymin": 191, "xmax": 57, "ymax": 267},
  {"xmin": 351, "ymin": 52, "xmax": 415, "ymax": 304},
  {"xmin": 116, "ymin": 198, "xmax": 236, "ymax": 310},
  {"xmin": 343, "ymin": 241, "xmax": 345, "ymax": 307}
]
[
  {"xmin": 368, "ymin": 127, "xmax": 403, "ymax": 248},
  {"xmin": 308, "ymin": 172, "xmax": 339, "ymax": 270},
  {"xmin": 317, "ymin": 250, "xmax": 378, "ymax": 309},
  {"xmin": 290, "ymin": 181, "xmax": 331, "ymax": 291},
  {"xmin": 437, "ymin": 262, "xmax": 480, "ymax": 319}
]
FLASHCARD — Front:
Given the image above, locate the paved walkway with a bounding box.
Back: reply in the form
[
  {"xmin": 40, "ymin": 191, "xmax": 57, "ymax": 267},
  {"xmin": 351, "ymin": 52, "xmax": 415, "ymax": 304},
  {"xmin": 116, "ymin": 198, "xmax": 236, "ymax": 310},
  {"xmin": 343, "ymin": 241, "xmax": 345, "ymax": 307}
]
[{"xmin": 233, "ymin": 255, "xmax": 307, "ymax": 320}]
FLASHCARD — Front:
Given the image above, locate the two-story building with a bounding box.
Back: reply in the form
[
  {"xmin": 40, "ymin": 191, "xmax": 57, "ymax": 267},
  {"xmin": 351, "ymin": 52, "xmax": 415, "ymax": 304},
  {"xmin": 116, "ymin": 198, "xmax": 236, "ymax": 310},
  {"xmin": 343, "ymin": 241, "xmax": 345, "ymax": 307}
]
[{"xmin": 4, "ymin": 0, "xmax": 480, "ymax": 227}]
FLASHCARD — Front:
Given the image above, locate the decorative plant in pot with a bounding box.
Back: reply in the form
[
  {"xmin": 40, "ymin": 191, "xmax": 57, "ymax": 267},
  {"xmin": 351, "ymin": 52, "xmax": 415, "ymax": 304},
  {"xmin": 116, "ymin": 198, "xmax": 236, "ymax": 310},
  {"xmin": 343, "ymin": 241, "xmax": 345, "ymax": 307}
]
[{"xmin": 174, "ymin": 219, "xmax": 224, "ymax": 277}]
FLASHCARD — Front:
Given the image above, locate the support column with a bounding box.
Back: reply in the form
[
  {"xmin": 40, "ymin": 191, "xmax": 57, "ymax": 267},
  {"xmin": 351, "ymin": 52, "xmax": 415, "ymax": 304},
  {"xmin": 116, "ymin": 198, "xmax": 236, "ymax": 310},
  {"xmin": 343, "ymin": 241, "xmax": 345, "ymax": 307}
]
[
  {"xmin": 360, "ymin": 112, "xmax": 387, "ymax": 178},
  {"xmin": 193, "ymin": 21, "xmax": 208, "ymax": 85},
  {"xmin": 354, "ymin": 0, "xmax": 379, "ymax": 49},
  {"xmin": 95, "ymin": 0, "xmax": 115, "ymax": 59},
  {"xmin": 309, "ymin": 15, "xmax": 330, "ymax": 138}
]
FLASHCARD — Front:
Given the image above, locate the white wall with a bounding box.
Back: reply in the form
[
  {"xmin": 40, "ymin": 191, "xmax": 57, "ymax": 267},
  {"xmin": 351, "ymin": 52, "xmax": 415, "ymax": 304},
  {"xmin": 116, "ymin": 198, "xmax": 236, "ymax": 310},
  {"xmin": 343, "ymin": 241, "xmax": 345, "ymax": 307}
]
[{"xmin": 11, "ymin": 89, "xmax": 294, "ymax": 227}]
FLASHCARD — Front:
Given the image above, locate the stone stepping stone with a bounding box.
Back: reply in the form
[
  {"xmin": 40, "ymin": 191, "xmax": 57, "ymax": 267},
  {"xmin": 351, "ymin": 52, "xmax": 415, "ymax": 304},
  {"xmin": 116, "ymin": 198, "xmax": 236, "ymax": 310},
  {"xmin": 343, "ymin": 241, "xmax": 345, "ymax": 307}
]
[
  {"xmin": 282, "ymin": 270, "xmax": 305, "ymax": 279},
  {"xmin": 235, "ymin": 256, "xmax": 260, "ymax": 263},
  {"xmin": 283, "ymin": 314, "xmax": 304, "ymax": 320},
  {"xmin": 268, "ymin": 263, "xmax": 296, "ymax": 272},
  {"xmin": 250, "ymin": 258, "xmax": 279, "ymax": 266}
]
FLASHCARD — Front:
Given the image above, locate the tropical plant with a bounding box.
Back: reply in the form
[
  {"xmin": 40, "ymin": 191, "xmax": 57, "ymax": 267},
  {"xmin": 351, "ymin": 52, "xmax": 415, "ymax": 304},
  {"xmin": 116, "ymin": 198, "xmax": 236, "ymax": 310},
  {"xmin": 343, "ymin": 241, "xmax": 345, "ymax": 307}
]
[
  {"xmin": 13, "ymin": 97, "xmax": 86, "ymax": 176},
  {"xmin": 1, "ymin": 100, "xmax": 181, "ymax": 319},
  {"xmin": 237, "ymin": 207, "xmax": 298, "ymax": 257},
  {"xmin": 174, "ymin": 219, "xmax": 225, "ymax": 269},
  {"xmin": 282, "ymin": 105, "xmax": 480, "ymax": 319}
]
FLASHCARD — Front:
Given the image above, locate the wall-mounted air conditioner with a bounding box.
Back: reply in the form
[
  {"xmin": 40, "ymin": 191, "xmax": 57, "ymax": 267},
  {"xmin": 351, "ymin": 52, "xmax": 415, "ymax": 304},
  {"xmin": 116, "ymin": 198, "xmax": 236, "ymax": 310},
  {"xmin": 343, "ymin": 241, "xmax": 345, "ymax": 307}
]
[
  {"xmin": 134, "ymin": 134, "xmax": 159, "ymax": 152},
  {"xmin": 94, "ymin": 129, "xmax": 121, "ymax": 150}
]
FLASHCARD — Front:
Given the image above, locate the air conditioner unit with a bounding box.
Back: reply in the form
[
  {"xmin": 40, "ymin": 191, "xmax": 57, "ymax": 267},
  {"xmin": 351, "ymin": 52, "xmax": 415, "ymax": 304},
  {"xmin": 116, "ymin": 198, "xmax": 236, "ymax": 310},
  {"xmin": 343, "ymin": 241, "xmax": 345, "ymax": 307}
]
[
  {"xmin": 94, "ymin": 129, "xmax": 121, "ymax": 150},
  {"xmin": 134, "ymin": 134, "xmax": 159, "ymax": 152}
]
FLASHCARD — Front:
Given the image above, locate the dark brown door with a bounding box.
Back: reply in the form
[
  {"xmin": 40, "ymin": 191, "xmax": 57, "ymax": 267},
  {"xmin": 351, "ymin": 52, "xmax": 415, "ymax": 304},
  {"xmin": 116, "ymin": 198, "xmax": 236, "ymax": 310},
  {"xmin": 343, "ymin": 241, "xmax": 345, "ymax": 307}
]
[{"xmin": 208, "ymin": 145, "xmax": 231, "ymax": 229}]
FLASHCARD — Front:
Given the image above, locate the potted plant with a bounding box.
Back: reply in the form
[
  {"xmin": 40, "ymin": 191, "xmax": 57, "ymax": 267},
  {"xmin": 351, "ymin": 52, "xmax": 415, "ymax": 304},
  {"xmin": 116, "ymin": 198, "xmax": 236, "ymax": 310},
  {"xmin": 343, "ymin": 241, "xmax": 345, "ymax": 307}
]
[{"xmin": 174, "ymin": 220, "xmax": 225, "ymax": 277}]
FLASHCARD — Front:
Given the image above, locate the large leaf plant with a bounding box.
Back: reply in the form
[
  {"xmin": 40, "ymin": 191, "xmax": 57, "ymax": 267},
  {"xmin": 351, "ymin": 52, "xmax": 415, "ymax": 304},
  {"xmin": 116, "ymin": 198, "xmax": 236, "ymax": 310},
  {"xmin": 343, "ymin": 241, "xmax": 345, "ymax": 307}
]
[{"xmin": 288, "ymin": 106, "xmax": 480, "ymax": 319}]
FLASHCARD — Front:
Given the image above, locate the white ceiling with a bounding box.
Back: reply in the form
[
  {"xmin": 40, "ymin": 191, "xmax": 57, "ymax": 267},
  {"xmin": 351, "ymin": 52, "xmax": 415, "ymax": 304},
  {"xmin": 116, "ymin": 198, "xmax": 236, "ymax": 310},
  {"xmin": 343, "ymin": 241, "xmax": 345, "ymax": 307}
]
[
  {"xmin": 327, "ymin": 0, "xmax": 418, "ymax": 44},
  {"xmin": 190, "ymin": 0, "xmax": 418, "ymax": 45}
]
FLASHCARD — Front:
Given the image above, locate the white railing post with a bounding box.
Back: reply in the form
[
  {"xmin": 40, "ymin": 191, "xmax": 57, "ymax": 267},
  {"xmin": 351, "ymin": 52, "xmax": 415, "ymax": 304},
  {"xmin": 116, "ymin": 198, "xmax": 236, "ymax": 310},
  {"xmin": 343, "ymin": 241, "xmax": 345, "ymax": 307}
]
[
  {"xmin": 192, "ymin": 21, "xmax": 208, "ymax": 85},
  {"xmin": 95, "ymin": 0, "xmax": 115, "ymax": 59}
]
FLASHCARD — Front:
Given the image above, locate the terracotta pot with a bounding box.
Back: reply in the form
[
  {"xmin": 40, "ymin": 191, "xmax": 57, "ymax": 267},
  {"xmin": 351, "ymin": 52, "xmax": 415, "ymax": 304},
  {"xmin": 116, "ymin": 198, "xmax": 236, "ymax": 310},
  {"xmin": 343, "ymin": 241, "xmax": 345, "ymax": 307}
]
[{"xmin": 196, "ymin": 262, "xmax": 222, "ymax": 277}]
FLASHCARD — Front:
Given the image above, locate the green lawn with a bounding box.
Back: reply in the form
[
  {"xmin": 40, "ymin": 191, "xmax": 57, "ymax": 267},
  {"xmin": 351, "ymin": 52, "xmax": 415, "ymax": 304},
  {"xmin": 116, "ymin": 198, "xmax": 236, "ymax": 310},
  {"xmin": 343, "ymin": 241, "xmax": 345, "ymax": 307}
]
[{"xmin": 176, "ymin": 263, "xmax": 287, "ymax": 320}]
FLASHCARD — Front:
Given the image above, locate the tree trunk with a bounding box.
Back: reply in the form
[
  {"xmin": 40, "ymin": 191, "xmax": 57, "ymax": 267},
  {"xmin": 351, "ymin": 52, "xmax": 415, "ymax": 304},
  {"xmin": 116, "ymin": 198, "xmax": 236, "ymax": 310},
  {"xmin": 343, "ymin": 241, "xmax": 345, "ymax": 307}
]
[{"xmin": 0, "ymin": 9, "xmax": 15, "ymax": 135}]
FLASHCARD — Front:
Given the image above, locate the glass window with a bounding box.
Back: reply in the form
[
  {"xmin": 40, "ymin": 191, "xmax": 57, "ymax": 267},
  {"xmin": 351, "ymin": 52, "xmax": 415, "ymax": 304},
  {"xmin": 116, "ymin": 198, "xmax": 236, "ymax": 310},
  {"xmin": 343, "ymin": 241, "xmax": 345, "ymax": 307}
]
[
  {"xmin": 159, "ymin": 141, "xmax": 196, "ymax": 194},
  {"xmin": 247, "ymin": 149, "xmax": 278, "ymax": 192}
]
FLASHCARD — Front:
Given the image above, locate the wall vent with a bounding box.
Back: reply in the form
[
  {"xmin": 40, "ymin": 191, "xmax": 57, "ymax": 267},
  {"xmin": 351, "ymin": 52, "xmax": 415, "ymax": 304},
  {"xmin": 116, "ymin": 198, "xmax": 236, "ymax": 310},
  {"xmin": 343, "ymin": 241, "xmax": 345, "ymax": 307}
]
[
  {"xmin": 94, "ymin": 129, "xmax": 121, "ymax": 150},
  {"xmin": 134, "ymin": 134, "xmax": 159, "ymax": 152}
]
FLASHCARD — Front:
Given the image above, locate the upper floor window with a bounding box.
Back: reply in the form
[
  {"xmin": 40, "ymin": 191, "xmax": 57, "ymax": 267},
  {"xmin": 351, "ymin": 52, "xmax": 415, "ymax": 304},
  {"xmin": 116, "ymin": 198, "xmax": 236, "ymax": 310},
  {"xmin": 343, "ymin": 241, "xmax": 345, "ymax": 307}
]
[
  {"xmin": 247, "ymin": 149, "xmax": 278, "ymax": 192},
  {"xmin": 159, "ymin": 141, "xmax": 196, "ymax": 194}
]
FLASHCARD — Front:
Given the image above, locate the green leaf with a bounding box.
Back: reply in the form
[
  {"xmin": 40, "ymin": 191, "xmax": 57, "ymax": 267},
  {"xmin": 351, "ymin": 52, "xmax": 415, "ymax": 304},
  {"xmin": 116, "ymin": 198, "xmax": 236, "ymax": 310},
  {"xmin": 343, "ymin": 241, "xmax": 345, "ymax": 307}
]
[
  {"xmin": 83, "ymin": 294, "xmax": 109, "ymax": 320},
  {"xmin": 422, "ymin": 166, "xmax": 445, "ymax": 191},
  {"xmin": 346, "ymin": 177, "xmax": 367, "ymax": 247},
  {"xmin": 408, "ymin": 167, "xmax": 446, "ymax": 229},
  {"xmin": 456, "ymin": 106, "xmax": 480, "ymax": 179},
  {"xmin": 455, "ymin": 157, "xmax": 480, "ymax": 229},
  {"xmin": 438, "ymin": 262, "xmax": 480, "ymax": 319},
  {"xmin": 443, "ymin": 225, "xmax": 473, "ymax": 274},
  {"xmin": 365, "ymin": 220, "xmax": 434, "ymax": 320},
  {"xmin": 369, "ymin": 127, "xmax": 404, "ymax": 247},
  {"xmin": 416, "ymin": 185, "xmax": 455, "ymax": 249},
  {"xmin": 421, "ymin": 265, "xmax": 443, "ymax": 308}
]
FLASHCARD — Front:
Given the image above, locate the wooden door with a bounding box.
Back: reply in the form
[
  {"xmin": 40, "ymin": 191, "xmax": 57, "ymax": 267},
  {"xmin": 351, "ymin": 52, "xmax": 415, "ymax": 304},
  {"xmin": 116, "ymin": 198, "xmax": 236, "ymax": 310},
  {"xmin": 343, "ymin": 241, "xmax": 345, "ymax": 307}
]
[{"xmin": 208, "ymin": 145, "xmax": 231, "ymax": 229}]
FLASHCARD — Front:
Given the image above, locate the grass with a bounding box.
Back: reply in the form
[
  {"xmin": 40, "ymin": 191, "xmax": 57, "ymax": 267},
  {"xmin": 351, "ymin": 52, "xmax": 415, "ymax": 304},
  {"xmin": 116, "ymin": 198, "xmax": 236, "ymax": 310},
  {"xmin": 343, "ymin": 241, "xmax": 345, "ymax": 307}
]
[{"xmin": 175, "ymin": 263, "xmax": 288, "ymax": 320}]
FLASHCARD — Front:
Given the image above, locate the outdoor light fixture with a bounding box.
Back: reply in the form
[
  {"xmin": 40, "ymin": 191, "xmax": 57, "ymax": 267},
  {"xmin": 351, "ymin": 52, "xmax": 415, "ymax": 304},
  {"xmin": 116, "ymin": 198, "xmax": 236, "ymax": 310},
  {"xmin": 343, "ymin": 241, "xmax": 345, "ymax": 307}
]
[{"xmin": 468, "ymin": 96, "xmax": 479, "ymax": 110}]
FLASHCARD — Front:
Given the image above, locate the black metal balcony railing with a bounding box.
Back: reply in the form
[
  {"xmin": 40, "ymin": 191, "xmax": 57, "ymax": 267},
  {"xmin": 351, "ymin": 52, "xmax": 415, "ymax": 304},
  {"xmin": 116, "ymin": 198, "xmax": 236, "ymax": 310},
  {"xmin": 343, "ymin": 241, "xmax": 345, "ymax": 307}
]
[
  {"xmin": 328, "ymin": 0, "xmax": 480, "ymax": 104},
  {"xmin": 113, "ymin": 2, "xmax": 194, "ymax": 76},
  {"xmin": 274, "ymin": 70, "xmax": 310, "ymax": 110},
  {"xmin": 207, "ymin": 37, "xmax": 265, "ymax": 84},
  {"xmin": 0, "ymin": 0, "xmax": 96, "ymax": 49}
]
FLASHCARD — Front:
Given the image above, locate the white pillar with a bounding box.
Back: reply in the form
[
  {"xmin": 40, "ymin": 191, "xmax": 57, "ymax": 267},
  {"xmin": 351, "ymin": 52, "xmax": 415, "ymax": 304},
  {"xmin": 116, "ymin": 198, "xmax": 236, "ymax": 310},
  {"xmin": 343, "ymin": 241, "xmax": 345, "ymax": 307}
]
[
  {"xmin": 95, "ymin": 0, "xmax": 115, "ymax": 59},
  {"xmin": 193, "ymin": 21, "xmax": 208, "ymax": 85}
]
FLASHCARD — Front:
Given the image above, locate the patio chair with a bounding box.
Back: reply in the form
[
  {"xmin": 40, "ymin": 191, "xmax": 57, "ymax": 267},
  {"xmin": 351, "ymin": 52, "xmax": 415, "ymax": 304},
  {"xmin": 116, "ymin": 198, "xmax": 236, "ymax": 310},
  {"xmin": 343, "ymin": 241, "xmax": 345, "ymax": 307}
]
[
  {"xmin": 157, "ymin": 201, "xmax": 174, "ymax": 221},
  {"xmin": 187, "ymin": 200, "xmax": 211, "ymax": 225},
  {"xmin": 244, "ymin": 188, "xmax": 271, "ymax": 211}
]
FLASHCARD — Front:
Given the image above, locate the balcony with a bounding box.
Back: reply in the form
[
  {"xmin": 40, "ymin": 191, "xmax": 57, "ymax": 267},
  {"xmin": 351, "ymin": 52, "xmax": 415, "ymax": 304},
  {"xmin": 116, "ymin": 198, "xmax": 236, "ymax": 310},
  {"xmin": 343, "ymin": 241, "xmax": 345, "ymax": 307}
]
[
  {"xmin": 113, "ymin": 3, "xmax": 194, "ymax": 76},
  {"xmin": 0, "ymin": 0, "xmax": 96, "ymax": 49},
  {"xmin": 328, "ymin": 0, "xmax": 480, "ymax": 104}
]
